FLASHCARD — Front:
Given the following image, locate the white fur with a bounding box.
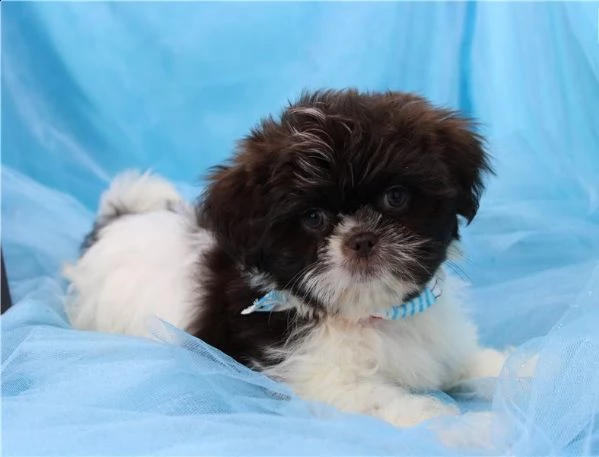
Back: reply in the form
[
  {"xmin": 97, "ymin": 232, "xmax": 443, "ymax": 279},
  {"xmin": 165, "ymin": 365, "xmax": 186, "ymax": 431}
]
[
  {"xmin": 64, "ymin": 172, "xmax": 214, "ymax": 337},
  {"xmin": 65, "ymin": 171, "xmax": 507, "ymax": 431},
  {"xmin": 263, "ymin": 274, "xmax": 507, "ymax": 427},
  {"xmin": 244, "ymin": 269, "xmax": 278, "ymax": 293},
  {"xmin": 97, "ymin": 170, "xmax": 183, "ymax": 220}
]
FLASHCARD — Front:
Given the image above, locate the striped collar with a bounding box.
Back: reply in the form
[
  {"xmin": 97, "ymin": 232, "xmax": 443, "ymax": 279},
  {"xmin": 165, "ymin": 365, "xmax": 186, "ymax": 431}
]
[{"xmin": 241, "ymin": 272, "xmax": 443, "ymax": 321}]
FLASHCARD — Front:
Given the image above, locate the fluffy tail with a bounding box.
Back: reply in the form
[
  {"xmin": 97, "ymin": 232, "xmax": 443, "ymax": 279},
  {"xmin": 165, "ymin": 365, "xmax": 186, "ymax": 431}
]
[
  {"xmin": 97, "ymin": 170, "xmax": 182, "ymax": 220},
  {"xmin": 80, "ymin": 171, "xmax": 183, "ymax": 252}
]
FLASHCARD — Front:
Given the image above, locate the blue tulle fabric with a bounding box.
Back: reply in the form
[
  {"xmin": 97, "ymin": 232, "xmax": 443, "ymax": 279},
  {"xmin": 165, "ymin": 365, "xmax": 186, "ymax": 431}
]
[{"xmin": 2, "ymin": 2, "xmax": 599, "ymax": 455}]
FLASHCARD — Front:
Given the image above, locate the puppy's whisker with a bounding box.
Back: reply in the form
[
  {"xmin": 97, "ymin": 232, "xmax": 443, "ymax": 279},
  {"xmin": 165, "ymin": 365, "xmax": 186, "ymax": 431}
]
[
  {"xmin": 446, "ymin": 260, "xmax": 470, "ymax": 282},
  {"xmin": 283, "ymin": 261, "xmax": 319, "ymax": 292}
]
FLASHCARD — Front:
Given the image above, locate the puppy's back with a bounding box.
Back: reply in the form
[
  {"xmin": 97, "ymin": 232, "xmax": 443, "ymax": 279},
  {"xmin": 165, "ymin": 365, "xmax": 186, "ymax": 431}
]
[{"xmin": 64, "ymin": 172, "xmax": 212, "ymax": 337}]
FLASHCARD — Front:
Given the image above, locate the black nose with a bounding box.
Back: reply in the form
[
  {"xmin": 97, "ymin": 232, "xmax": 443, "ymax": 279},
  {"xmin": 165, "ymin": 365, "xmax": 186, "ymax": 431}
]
[{"xmin": 346, "ymin": 232, "xmax": 378, "ymax": 257}]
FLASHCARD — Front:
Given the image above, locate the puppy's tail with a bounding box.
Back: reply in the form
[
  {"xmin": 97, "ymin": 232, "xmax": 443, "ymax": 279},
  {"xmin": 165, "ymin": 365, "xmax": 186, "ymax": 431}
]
[
  {"xmin": 97, "ymin": 170, "xmax": 182, "ymax": 220},
  {"xmin": 80, "ymin": 170, "xmax": 183, "ymax": 252}
]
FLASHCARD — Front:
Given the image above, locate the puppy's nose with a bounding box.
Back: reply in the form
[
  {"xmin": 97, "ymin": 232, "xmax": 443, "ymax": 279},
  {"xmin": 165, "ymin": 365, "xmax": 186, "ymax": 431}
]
[{"xmin": 346, "ymin": 232, "xmax": 378, "ymax": 257}]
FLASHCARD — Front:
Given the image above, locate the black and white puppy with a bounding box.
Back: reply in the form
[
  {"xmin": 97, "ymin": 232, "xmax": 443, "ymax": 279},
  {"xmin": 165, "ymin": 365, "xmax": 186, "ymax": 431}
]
[{"xmin": 65, "ymin": 89, "xmax": 507, "ymax": 427}]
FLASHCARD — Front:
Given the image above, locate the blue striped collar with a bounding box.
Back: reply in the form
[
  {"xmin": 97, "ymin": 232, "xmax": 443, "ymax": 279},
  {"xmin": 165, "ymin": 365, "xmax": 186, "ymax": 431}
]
[{"xmin": 241, "ymin": 273, "xmax": 443, "ymax": 321}]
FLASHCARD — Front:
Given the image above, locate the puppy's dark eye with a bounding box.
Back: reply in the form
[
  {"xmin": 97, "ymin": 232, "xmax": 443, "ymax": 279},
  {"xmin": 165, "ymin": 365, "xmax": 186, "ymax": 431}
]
[
  {"xmin": 302, "ymin": 209, "xmax": 328, "ymax": 231},
  {"xmin": 383, "ymin": 186, "xmax": 410, "ymax": 211}
]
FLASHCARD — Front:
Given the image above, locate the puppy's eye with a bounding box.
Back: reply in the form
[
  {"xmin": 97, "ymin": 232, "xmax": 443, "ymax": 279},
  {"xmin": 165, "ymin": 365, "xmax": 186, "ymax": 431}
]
[
  {"xmin": 302, "ymin": 209, "xmax": 328, "ymax": 231},
  {"xmin": 383, "ymin": 186, "xmax": 410, "ymax": 211}
]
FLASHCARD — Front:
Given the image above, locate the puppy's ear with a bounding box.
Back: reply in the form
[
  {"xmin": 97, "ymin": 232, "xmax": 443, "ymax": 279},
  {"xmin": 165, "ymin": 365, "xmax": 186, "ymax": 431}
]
[
  {"xmin": 198, "ymin": 146, "xmax": 271, "ymax": 264},
  {"xmin": 436, "ymin": 113, "xmax": 493, "ymax": 223}
]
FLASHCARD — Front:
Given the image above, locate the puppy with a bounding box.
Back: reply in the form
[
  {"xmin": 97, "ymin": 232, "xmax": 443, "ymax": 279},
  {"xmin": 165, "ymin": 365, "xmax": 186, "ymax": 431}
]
[{"xmin": 65, "ymin": 89, "xmax": 507, "ymax": 427}]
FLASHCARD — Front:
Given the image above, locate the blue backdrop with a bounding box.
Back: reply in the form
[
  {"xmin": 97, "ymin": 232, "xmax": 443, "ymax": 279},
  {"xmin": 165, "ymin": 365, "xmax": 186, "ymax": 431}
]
[{"xmin": 2, "ymin": 2, "xmax": 599, "ymax": 455}]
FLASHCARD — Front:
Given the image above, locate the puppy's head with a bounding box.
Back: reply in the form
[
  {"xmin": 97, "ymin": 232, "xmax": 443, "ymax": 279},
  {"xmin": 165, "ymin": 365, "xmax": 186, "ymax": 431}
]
[{"xmin": 200, "ymin": 90, "xmax": 491, "ymax": 319}]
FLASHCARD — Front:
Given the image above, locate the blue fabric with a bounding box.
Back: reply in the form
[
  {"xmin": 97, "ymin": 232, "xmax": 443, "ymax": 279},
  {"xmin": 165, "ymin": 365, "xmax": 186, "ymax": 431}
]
[{"xmin": 2, "ymin": 2, "xmax": 599, "ymax": 455}]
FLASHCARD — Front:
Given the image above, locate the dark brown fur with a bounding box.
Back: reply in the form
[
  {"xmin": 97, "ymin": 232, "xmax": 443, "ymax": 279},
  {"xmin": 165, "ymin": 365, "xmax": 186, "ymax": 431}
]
[{"xmin": 192, "ymin": 89, "xmax": 491, "ymax": 367}]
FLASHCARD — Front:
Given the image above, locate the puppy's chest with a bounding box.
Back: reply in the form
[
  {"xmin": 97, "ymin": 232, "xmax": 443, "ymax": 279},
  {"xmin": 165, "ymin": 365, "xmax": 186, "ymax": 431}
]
[{"xmin": 293, "ymin": 315, "xmax": 465, "ymax": 390}]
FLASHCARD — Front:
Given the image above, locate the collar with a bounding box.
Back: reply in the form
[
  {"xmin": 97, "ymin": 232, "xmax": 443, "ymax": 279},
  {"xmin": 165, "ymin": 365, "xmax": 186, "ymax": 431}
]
[{"xmin": 241, "ymin": 272, "xmax": 444, "ymax": 321}]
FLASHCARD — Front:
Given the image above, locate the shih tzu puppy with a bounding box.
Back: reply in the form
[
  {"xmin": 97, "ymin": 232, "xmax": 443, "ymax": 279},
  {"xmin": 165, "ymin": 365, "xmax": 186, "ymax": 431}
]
[{"xmin": 65, "ymin": 89, "xmax": 508, "ymax": 428}]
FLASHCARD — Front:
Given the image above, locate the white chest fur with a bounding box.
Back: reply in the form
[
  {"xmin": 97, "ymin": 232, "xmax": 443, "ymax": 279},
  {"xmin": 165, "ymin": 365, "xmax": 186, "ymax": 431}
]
[{"xmin": 261, "ymin": 277, "xmax": 500, "ymax": 427}]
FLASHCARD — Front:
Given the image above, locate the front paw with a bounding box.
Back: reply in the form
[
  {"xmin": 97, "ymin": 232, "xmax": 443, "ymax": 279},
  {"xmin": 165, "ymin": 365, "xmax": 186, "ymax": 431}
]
[
  {"xmin": 374, "ymin": 395, "xmax": 459, "ymax": 428},
  {"xmin": 466, "ymin": 348, "xmax": 510, "ymax": 379}
]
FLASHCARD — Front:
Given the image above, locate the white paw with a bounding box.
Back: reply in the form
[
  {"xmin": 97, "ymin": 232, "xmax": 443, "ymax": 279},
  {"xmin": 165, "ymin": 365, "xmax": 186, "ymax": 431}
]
[
  {"xmin": 467, "ymin": 348, "xmax": 509, "ymax": 379},
  {"xmin": 375, "ymin": 395, "xmax": 459, "ymax": 428}
]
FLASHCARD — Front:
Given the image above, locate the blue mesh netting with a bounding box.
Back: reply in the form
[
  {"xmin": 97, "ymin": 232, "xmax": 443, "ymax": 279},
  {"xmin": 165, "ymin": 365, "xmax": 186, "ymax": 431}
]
[{"xmin": 2, "ymin": 2, "xmax": 598, "ymax": 455}]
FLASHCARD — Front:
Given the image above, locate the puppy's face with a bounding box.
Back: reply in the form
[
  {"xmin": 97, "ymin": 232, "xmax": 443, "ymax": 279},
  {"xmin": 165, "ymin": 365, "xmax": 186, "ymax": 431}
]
[{"xmin": 201, "ymin": 90, "xmax": 491, "ymax": 319}]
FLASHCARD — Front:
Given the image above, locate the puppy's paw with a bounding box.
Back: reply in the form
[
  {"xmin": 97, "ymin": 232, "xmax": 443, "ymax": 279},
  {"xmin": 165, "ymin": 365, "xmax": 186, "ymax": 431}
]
[
  {"xmin": 467, "ymin": 347, "xmax": 509, "ymax": 379},
  {"xmin": 375, "ymin": 395, "xmax": 459, "ymax": 428}
]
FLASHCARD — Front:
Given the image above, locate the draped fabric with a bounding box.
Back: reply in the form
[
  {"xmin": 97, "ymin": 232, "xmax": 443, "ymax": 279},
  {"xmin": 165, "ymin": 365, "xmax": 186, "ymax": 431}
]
[{"xmin": 2, "ymin": 2, "xmax": 598, "ymax": 455}]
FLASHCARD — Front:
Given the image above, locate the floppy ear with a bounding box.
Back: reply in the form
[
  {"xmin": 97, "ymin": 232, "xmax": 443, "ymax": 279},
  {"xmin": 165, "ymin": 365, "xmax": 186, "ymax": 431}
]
[
  {"xmin": 436, "ymin": 114, "xmax": 493, "ymax": 223},
  {"xmin": 198, "ymin": 149, "xmax": 272, "ymax": 265}
]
